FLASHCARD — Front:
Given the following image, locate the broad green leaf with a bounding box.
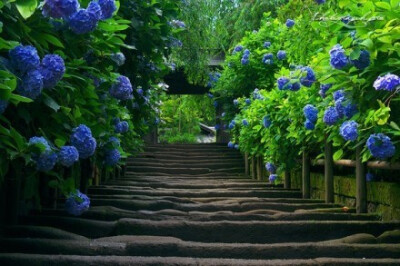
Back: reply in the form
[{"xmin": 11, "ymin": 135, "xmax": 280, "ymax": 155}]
[{"xmin": 15, "ymin": 0, "xmax": 38, "ymax": 19}]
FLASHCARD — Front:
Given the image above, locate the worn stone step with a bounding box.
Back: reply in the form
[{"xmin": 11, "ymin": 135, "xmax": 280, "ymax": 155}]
[
  {"xmin": 87, "ymin": 187, "xmax": 302, "ymax": 198},
  {"xmin": 137, "ymin": 153, "xmax": 242, "ymax": 160},
  {"xmin": 126, "ymin": 162, "xmax": 244, "ymax": 170},
  {"xmin": 124, "ymin": 172, "xmax": 246, "ymax": 178},
  {"xmin": 20, "ymin": 216, "xmax": 399, "ymax": 242},
  {"xmin": 127, "ymin": 157, "xmax": 244, "ymax": 164},
  {"xmin": 34, "ymin": 206, "xmax": 380, "ymax": 222},
  {"xmin": 2, "ymin": 236, "xmax": 400, "ymax": 259},
  {"xmin": 125, "ymin": 166, "xmax": 244, "ymax": 175},
  {"xmin": 3, "ymin": 254, "xmax": 400, "ymax": 266}
]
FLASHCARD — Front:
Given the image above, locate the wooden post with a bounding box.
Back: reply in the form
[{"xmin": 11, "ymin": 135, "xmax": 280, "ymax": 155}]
[
  {"xmin": 256, "ymin": 157, "xmax": 262, "ymax": 181},
  {"xmin": 251, "ymin": 156, "xmax": 257, "ymax": 179},
  {"xmin": 244, "ymin": 152, "xmax": 249, "ymax": 177},
  {"xmin": 284, "ymin": 171, "xmax": 291, "ymax": 189},
  {"xmin": 324, "ymin": 138, "xmax": 334, "ymax": 203},
  {"xmin": 302, "ymin": 151, "xmax": 311, "ymax": 199},
  {"xmin": 356, "ymin": 146, "xmax": 367, "ymax": 213},
  {"xmin": 80, "ymin": 159, "xmax": 92, "ymax": 194}
]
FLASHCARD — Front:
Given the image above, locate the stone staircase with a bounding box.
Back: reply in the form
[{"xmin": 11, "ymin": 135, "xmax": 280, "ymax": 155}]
[{"xmin": 1, "ymin": 144, "xmax": 400, "ymax": 265}]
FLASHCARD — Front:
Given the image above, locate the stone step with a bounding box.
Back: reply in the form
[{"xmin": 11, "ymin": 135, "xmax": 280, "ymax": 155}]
[
  {"xmin": 18, "ymin": 216, "xmax": 400, "ymax": 242},
  {"xmin": 124, "ymin": 172, "xmax": 246, "ymax": 178},
  {"xmin": 125, "ymin": 166, "xmax": 244, "ymax": 175},
  {"xmin": 2, "ymin": 236, "xmax": 400, "ymax": 259},
  {"xmin": 126, "ymin": 162, "xmax": 245, "ymax": 170},
  {"xmin": 127, "ymin": 157, "xmax": 244, "ymax": 164},
  {"xmin": 87, "ymin": 187, "xmax": 302, "ymax": 198},
  {"xmin": 2, "ymin": 254, "xmax": 400, "ymax": 266},
  {"xmin": 137, "ymin": 153, "xmax": 242, "ymax": 160},
  {"xmin": 34, "ymin": 206, "xmax": 380, "ymax": 222}
]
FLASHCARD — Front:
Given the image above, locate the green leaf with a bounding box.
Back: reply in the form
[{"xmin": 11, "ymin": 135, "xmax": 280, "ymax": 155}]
[
  {"xmin": 9, "ymin": 94, "xmax": 33, "ymax": 104},
  {"xmin": 333, "ymin": 149, "xmax": 344, "ymax": 161},
  {"xmin": 54, "ymin": 138, "xmax": 66, "ymax": 148},
  {"xmin": 375, "ymin": 2, "xmax": 391, "ymax": 10},
  {"xmin": 42, "ymin": 94, "xmax": 60, "ymax": 112},
  {"xmin": 15, "ymin": 0, "xmax": 38, "ymax": 19}
]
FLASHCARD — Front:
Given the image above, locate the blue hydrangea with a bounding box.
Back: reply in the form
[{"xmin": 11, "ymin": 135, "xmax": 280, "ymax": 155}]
[
  {"xmin": 304, "ymin": 120, "xmax": 315, "ymax": 130},
  {"xmin": 333, "ymin": 89, "xmax": 345, "ymax": 101},
  {"xmin": 303, "ymin": 104, "xmax": 318, "ymax": 123},
  {"xmin": 36, "ymin": 151, "xmax": 58, "ymax": 172},
  {"xmin": 213, "ymin": 101, "xmax": 218, "ymax": 108},
  {"xmin": 269, "ymin": 174, "xmax": 278, "ymax": 182},
  {"xmin": 234, "ymin": 144, "xmax": 239, "ymax": 150},
  {"xmin": 29, "ymin": 136, "xmax": 51, "ymax": 158},
  {"xmin": 265, "ymin": 162, "xmax": 276, "ymax": 173},
  {"xmin": 40, "ymin": 54, "xmax": 65, "ymax": 89},
  {"xmin": 109, "ymin": 75, "xmax": 133, "ymax": 100},
  {"xmin": 245, "ymin": 98, "xmax": 251, "ymax": 105},
  {"xmin": 277, "ymin": 77, "xmax": 290, "ymax": 90},
  {"xmin": 42, "ymin": 0, "xmax": 80, "ymax": 19},
  {"xmin": 110, "ymin": 52, "xmax": 125, "ymax": 66},
  {"xmin": 319, "ymin": 84, "xmax": 332, "ymax": 98},
  {"xmin": 242, "ymin": 119, "xmax": 249, "ymax": 126},
  {"xmin": 215, "ymin": 124, "xmax": 221, "ymax": 130},
  {"xmin": 228, "ymin": 121, "xmax": 235, "ymax": 130},
  {"xmin": 339, "ymin": 121, "xmax": 358, "ymax": 141},
  {"xmin": 233, "ymin": 45, "xmax": 243, "ymax": 53},
  {"xmin": 58, "ymin": 146, "xmax": 79, "ymax": 167},
  {"xmin": 263, "ymin": 41, "xmax": 271, "ymax": 48},
  {"xmin": 65, "ymin": 190, "xmax": 90, "ymax": 216},
  {"xmin": 366, "ymin": 172, "xmax": 374, "ymax": 182},
  {"xmin": 335, "ymin": 97, "xmax": 345, "ymax": 118},
  {"xmin": 323, "ymin": 107, "xmax": 339, "ymax": 125},
  {"xmin": 115, "ymin": 121, "xmax": 129, "ymax": 133},
  {"xmin": 0, "ymin": 100, "xmax": 8, "ymax": 114},
  {"xmin": 68, "ymin": 8, "xmax": 99, "ymax": 34},
  {"xmin": 9, "ymin": 45, "xmax": 40, "ymax": 73},
  {"xmin": 233, "ymin": 99, "xmax": 239, "ymax": 106},
  {"xmin": 277, "ymin": 50, "xmax": 287, "ymax": 60},
  {"xmin": 263, "ymin": 116, "xmax": 271, "ymax": 128},
  {"xmin": 98, "ymin": 0, "xmax": 116, "ymax": 20},
  {"xmin": 290, "ymin": 82, "xmax": 301, "ymax": 91},
  {"xmin": 243, "ymin": 49, "xmax": 250, "ymax": 55},
  {"xmin": 344, "ymin": 103, "xmax": 358, "ymax": 118},
  {"xmin": 262, "ymin": 53, "xmax": 273, "ymax": 64},
  {"xmin": 373, "ymin": 74, "xmax": 400, "ymax": 92},
  {"xmin": 341, "ymin": 16, "xmax": 352, "ymax": 24},
  {"xmin": 366, "ymin": 133, "xmax": 396, "ymax": 160},
  {"xmin": 70, "ymin": 124, "xmax": 97, "ymax": 159},
  {"xmin": 315, "ymin": 0, "xmax": 326, "ymax": 4},
  {"xmin": 227, "ymin": 141, "xmax": 234, "ymax": 148},
  {"xmin": 170, "ymin": 19, "xmax": 186, "ymax": 28},
  {"xmin": 300, "ymin": 66, "xmax": 316, "ymax": 87},
  {"xmin": 17, "ymin": 70, "xmax": 43, "ymax": 100},
  {"xmin": 207, "ymin": 92, "xmax": 213, "ymax": 98},
  {"xmin": 351, "ymin": 50, "xmax": 370, "ymax": 70},
  {"xmin": 87, "ymin": 1, "xmax": 102, "ymax": 20},
  {"xmin": 241, "ymin": 58, "xmax": 249, "ymax": 65},
  {"xmin": 286, "ymin": 19, "xmax": 295, "ymax": 28},
  {"xmin": 330, "ymin": 44, "xmax": 348, "ymax": 69},
  {"xmin": 104, "ymin": 148, "xmax": 120, "ymax": 166}
]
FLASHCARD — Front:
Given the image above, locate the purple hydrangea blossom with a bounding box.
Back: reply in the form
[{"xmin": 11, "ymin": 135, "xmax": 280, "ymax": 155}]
[
  {"xmin": 87, "ymin": 1, "xmax": 102, "ymax": 20},
  {"xmin": 42, "ymin": 0, "xmax": 80, "ymax": 19},
  {"xmin": 323, "ymin": 107, "xmax": 339, "ymax": 125},
  {"xmin": 266, "ymin": 162, "xmax": 276, "ymax": 173},
  {"xmin": 366, "ymin": 133, "xmax": 395, "ymax": 159},
  {"xmin": 109, "ymin": 75, "xmax": 133, "ymax": 100},
  {"xmin": 104, "ymin": 148, "xmax": 121, "ymax": 166},
  {"xmin": 9, "ymin": 45, "xmax": 40, "ymax": 73},
  {"xmin": 227, "ymin": 141, "xmax": 234, "ymax": 148},
  {"xmin": 98, "ymin": 0, "xmax": 116, "ymax": 20},
  {"xmin": 330, "ymin": 44, "xmax": 348, "ymax": 69},
  {"xmin": 68, "ymin": 8, "xmax": 99, "ymax": 34},
  {"xmin": 65, "ymin": 190, "xmax": 90, "ymax": 216},
  {"xmin": 269, "ymin": 174, "xmax": 278, "ymax": 182},
  {"xmin": 58, "ymin": 146, "xmax": 79, "ymax": 167},
  {"xmin": 339, "ymin": 121, "xmax": 358, "ymax": 141},
  {"xmin": 70, "ymin": 125, "xmax": 97, "ymax": 159},
  {"xmin": 303, "ymin": 104, "xmax": 318, "ymax": 123},
  {"xmin": 17, "ymin": 70, "xmax": 44, "ymax": 100},
  {"xmin": 35, "ymin": 151, "xmax": 58, "ymax": 172},
  {"xmin": 373, "ymin": 74, "xmax": 400, "ymax": 92},
  {"xmin": 40, "ymin": 54, "xmax": 65, "ymax": 89}
]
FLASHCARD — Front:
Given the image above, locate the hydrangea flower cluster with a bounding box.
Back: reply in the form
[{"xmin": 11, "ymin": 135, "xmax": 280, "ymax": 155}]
[
  {"xmin": 319, "ymin": 84, "xmax": 332, "ymax": 98},
  {"xmin": 233, "ymin": 99, "xmax": 239, "ymax": 106},
  {"xmin": 28, "ymin": 136, "xmax": 57, "ymax": 172},
  {"xmin": 263, "ymin": 116, "xmax": 271, "ymax": 128},
  {"xmin": 233, "ymin": 45, "xmax": 243, "ymax": 53},
  {"xmin": 242, "ymin": 119, "xmax": 249, "ymax": 126},
  {"xmin": 58, "ymin": 146, "xmax": 79, "ymax": 167},
  {"xmin": 208, "ymin": 72, "xmax": 221, "ymax": 87},
  {"xmin": 241, "ymin": 49, "xmax": 250, "ymax": 65},
  {"xmin": 215, "ymin": 124, "xmax": 221, "ymax": 130},
  {"xmin": 213, "ymin": 101, "xmax": 218, "ymax": 108},
  {"xmin": 277, "ymin": 77, "xmax": 290, "ymax": 90},
  {"xmin": 262, "ymin": 53, "xmax": 273, "ymax": 65},
  {"xmin": 170, "ymin": 19, "xmax": 186, "ymax": 28},
  {"xmin": 323, "ymin": 107, "xmax": 339, "ymax": 125},
  {"xmin": 43, "ymin": 0, "xmax": 116, "ymax": 34},
  {"xmin": 109, "ymin": 75, "xmax": 133, "ymax": 100},
  {"xmin": 339, "ymin": 121, "xmax": 358, "ymax": 141},
  {"xmin": 263, "ymin": 41, "xmax": 271, "ymax": 48},
  {"xmin": 245, "ymin": 98, "xmax": 251, "ymax": 105},
  {"xmin": 70, "ymin": 124, "xmax": 97, "ymax": 159},
  {"xmin": 366, "ymin": 133, "xmax": 396, "ymax": 159},
  {"xmin": 265, "ymin": 162, "xmax": 276, "ymax": 173},
  {"xmin": 315, "ymin": 0, "xmax": 326, "ymax": 4},
  {"xmin": 110, "ymin": 52, "xmax": 126, "ymax": 66},
  {"xmin": 303, "ymin": 104, "xmax": 318, "ymax": 130},
  {"xmin": 207, "ymin": 92, "xmax": 214, "ymax": 98},
  {"xmin": 330, "ymin": 44, "xmax": 348, "ymax": 69},
  {"xmin": 227, "ymin": 141, "xmax": 235, "ymax": 148},
  {"xmin": 234, "ymin": 144, "xmax": 239, "ymax": 150},
  {"xmin": 299, "ymin": 66, "xmax": 316, "ymax": 87},
  {"xmin": 9, "ymin": 45, "xmax": 65, "ymax": 99},
  {"xmin": 286, "ymin": 19, "xmax": 295, "ymax": 28},
  {"xmin": 228, "ymin": 120, "xmax": 236, "ymax": 129},
  {"xmin": 332, "ymin": 90, "xmax": 358, "ymax": 119},
  {"xmin": 253, "ymin": 89, "xmax": 263, "ymax": 100},
  {"xmin": 115, "ymin": 121, "xmax": 129, "ymax": 133},
  {"xmin": 333, "ymin": 89, "xmax": 345, "ymax": 101},
  {"xmin": 366, "ymin": 172, "xmax": 374, "ymax": 182},
  {"xmin": 269, "ymin": 174, "xmax": 278, "ymax": 182},
  {"xmin": 137, "ymin": 88, "xmax": 144, "ymax": 96},
  {"xmin": 41, "ymin": 54, "xmax": 66, "ymax": 89},
  {"xmin": 351, "ymin": 50, "xmax": 370, "ymax": 70},
  {"xmin": 0, "ymin": 100, "xmax": 8, "ymax": 114},
  {"xmin": 373, "ymin": 73, "xmax": 400, "ymax": 92},
  {"xmin": 65, "ymin": 190, "xmax": 90, "ymax": 216},
  {"xmin": 341, "ymin": 16, "xmax": 352, "ymax": 24},
  {"xmin": 277, "ymin": 50, "xmax": 286, "ymax": 60},
  {"xmin": 104, "ymin": 148, "xmax": 121, "ymax": 166}
]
